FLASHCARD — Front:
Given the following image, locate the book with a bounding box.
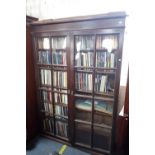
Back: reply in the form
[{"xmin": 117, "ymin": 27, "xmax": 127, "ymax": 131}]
[
  {"xmin": 100, "ymin": 75, "xmax": 107, "ymax": 92},
  {"xmin": 43, "ymin": 38, "xmax": 50, "ymax": 49}
]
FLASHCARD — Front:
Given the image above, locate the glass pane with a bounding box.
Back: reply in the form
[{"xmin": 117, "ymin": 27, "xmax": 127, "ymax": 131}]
[
  {"xmin": 40, "ymin": 69, "xmax": 51, "ymax": 86},
  {"xmin": 38, "ymin": 51, "xmax": 51, "ymax": 64},
  {"xmin": 52, "ymin": 50, "xmax": 67, "ymax": 65},
  {"xmin": 75, "ymin": 35, "xmax": 94, "ymax": 67},
  {"xmin": 40, "ymin": 90, "xmax": 52, "ymax": 102},
  {"xmin": 75, "ymin": 122, "xmax": 91, "ymax": 146},
  {"xmin": 95, "ymin": 73, "xmax": 115, "ymax": 95},
  {"xmin": 75, "ymin": 35, "xmax": 94, "ymax": 51},
  {"xmin": 55, "ymin": 105, "xmax": 68, "ymax": 117},
  {"xmin": 54, "ymin": 89, "xmax": 68, "ymax": 104},
  {"xmin": 96, "ymin": 35, "xmax": 118, "ymax": 51},
  {"xmin": 55, "ymin": 117, "xmax": 68, "ymax": 138},
  {"xmin": 75, "ymin": 72, "xmax": 92, "ymax": 91},
  {"xmin": 96, "ymin": 51, "xmax": 115, "ymax": 68},
  {"xmin": 93, "ymin": 126, "xmax": 111, "ymax": 150},
  {"xmin": 38, "ymin": 37, "xmax": 50, "ymax": 49},
  {"xmin": 75, "ymin": 98, "xmax": 92, "ymax": 122},
  {"xmin": 42, "ymin": 118, "xmax": 54, "ymax": 133},
  {"xmin": 94, "ymin": 99, "xmax": 113, "ymax": 126},
  {"xmin": 96, "ymin": 35, "xmax": 118, "ymax": 68},
  {"xmin": 53, "ymin": 71, "xmax": 67, "ymax": 88},
  {"xmin": 51, "ymin": 37, "xmax": 66, "ymax": 49}
]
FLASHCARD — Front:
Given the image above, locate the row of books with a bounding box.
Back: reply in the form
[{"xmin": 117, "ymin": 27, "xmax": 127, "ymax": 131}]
[
  {"xmin": 55, "ymin": 105, "xmax": 68, "ymax": 116},
  {"xmin": 96, "ymin": 35, "xmax": 118, "ymax": 51},
  {"xmin": 38, "ymin": 37, "xmax": 66, "ymax": 49},
  {"xmin": 95, "ymin": 74, "xmax": 114, "ymax": 93},
  {"xmin": 40, "ymin": 69, "xmax": 51, "ymax": 86},
  {"xmin": 38, "ymin": 38, "xmax": 50, "ymax": 49},
  {"xmin": 75, "ymin": 52, "xmax": 93, "ymax": 67},
  {"xmin": 56, "ymin": 120, "xmax": 68, "ymax": 137},
  {"xmin": 53, "ymin": 71, "xmax": 67, "ymax": 88},
  {"xmin": 75, "ymin": 35, "xmax": 94, "ymax": 51},
  {"xmin": 41, "ymin": 90, "xmax": 52, "ymax": 102},
  {"xmin": 38, "ymin": 51, "xmax": 51, "ymax": 64},
  {"xmin": 96, "ymin": 51, "xmax": 115, "ymax": 68},
  {"xmin": 42, "ymin": 118, "xmax": 54, "ymax": 133},
  {"xmin": 52, "ymin": 50, "xmax": 67, "ymax": 65},
  {"xmin": 75, "ymin": 73, "xmax": 92, "ymax": 91},
  {"xmin": 42, "ymin": 102, "xmax": 53, "ymax": 114},
  {"xmin": 54, "ymin": 89, "xmax": 68, "ymax": 104}
]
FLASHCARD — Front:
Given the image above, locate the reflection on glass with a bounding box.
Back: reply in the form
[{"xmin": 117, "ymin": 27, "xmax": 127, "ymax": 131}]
[
  {"xmin": 51, "ymin": 37, "xmax": 66, "ymax": 49},
  {"xmin": 75, "ymin": 35, "xmax": 94, "ymax": 51},
  {"xmin": 96, "ymin": 35, "xmax": 118, "ymax": 51},
  {"xmin": 75, "ymin": 98, "xmax": 92, "ymax": 111}
]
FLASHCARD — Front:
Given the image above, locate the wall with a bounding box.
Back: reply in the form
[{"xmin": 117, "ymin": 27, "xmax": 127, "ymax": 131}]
[{"xmin": 26, "ymin": 0, "xmax": 127, "ymax": 20}]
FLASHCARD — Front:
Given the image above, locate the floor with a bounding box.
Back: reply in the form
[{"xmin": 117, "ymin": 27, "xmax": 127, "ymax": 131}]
[{"xmin": 26, "ymin": 136, "xmax": 91, "ymax": 155}]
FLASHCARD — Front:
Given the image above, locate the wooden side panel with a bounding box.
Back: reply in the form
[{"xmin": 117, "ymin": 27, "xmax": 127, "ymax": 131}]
[{"xmin": 26, "ymin": 22, "xmax": 38, "ymax": 141}]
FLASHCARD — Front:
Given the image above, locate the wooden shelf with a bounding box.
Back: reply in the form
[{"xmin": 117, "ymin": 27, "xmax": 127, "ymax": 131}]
[
  {"xmin": 54, "ymin": 114, "xmax": 68, "ymax": 119},
  {"xmin": 42, "ymin": 131, "xmax": 54, "ymax": 136},
  {"xmin": 52, "ymin": 49, "xmax": 66, "ymax": 51},
  {"xmin": 74, "ymin": 93, "xmax": 93, "ymax": 99},
  {"xmin": 38, "ymin": 49, "xmax": 50, "ymax": 51},
  {"xmin": 75, "ymin": 142, "xmax": 91, "ymax": 149},
  {"xmin": 75, "ymin": 49, "xmax": 94, "ymax": 52},
  {"xmin": 74, "ymin": 69, "xmax": 93, "ymax": 73},
  {"xmin": 53, "ymin": 86, "xmax": 68, "ymax": 90},
  {"xmin": 75, "ymin": 90, "xmax": 93, "ymax": 94},
  {"xmin": 93, "ymin": 147, "xmax": 110, "ymax": 154},
  {"xmin": 37, "ymin": 63, "xmax": 52, "ymax": 66},
  {"xmin": 93, "ymin": 123, "xmax": 112, "ymax": 129},
  {"xmin": 94, "ymin": 92, "xmax": 114, "ymax": 97},
  {"xmin": 54, "ymin": 102, "xmax": 68, "ymax": 107},
  {"xmin": 52, "ymin": 64, "xmax": 67, "ymax": 67},
  {"xmin": 74, "ymin": 119, "xmax": 91, "ymax": 125},
  {"xmin": 55, "ymin": 135, "xmax": 69, "ymax": 141},
  {"xmin": 38, "ymin": 87, "xmax": 52, "ymax": 91}
]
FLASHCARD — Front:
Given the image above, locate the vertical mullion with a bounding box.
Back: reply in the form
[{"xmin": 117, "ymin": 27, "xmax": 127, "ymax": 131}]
[
  {"xmin": 50, "ymin": 36, "xmax": 56, "ymax": 135},
  {"xmin": 91, "ymin": 34, "xmax": 97, "ymax": 148},
  {"xmin": 68, "ymin": 34, "xmax": 75, "ymax": 145},
  {"xmin": 33, "ymin": 36, "xmax": 45, "ymax": 133}
]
